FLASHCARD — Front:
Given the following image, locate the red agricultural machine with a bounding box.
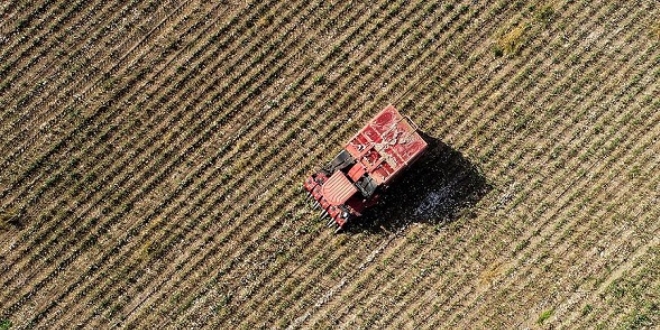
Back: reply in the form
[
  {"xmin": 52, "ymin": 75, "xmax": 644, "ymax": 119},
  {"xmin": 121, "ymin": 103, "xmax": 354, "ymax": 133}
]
[{"xmin": 304, "ymin": 104, "xmax": 428, "ymax": 232}]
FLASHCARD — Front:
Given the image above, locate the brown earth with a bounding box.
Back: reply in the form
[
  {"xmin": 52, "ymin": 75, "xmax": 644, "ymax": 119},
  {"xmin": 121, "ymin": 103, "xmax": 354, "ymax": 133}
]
[{"xmin": 1, "ymin": 0, "xmax": 658, "ymax": 328}]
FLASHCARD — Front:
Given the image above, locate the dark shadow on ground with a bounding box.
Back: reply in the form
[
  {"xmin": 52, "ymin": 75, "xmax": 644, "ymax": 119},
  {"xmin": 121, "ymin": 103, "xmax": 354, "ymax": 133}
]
[{"xmin": 344, "ymin": 133, "xmax": 492, "ymax": 234}]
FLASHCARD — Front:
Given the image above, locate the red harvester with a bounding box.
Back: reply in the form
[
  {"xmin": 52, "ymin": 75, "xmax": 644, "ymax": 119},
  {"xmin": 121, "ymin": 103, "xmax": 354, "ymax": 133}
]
[{"xmin": 304, "ymin": 104, "xmax": 428, "ymax": 232}]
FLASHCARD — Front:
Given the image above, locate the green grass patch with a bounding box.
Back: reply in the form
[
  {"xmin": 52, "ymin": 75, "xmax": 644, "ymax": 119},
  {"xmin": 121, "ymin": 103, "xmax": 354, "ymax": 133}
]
[
  {"xmin": 0, "ymin": 319, "xmax": 12, "ymax": 330},
  {"xmin": 537, "ymin": 308, "xmax": 554, "ymax": 325}
]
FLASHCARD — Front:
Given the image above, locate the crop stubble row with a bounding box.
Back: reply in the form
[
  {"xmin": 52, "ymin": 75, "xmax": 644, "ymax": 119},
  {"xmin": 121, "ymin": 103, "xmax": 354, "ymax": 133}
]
[
  {"xmin": 1, "ymin": 0, "xmax": 658, "ymax": 328},
  {"xmin": 12, "ymin": 0, "xmax": 376, "ymax": 328},
  {"xmin": 16, "ymin": 1, "xmax": 332, "ymax": 328}
]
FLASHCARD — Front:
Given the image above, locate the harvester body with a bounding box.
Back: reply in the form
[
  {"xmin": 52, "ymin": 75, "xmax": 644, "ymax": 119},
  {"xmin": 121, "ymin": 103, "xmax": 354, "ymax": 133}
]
[{"xmin": 304, "ymin": 104, "xmax": 427, "ymax": 231}]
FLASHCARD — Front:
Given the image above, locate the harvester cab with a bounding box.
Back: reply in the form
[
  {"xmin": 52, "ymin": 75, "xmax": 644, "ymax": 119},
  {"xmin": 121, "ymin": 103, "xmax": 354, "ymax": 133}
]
[{"xmin": 304, "ymin": 104, "xmax": 427, "ymax": 232}]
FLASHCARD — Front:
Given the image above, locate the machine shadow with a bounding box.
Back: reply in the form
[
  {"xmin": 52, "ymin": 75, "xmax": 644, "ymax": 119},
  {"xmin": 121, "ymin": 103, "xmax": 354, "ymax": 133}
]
[{"xmin": 344, "ymin": 134, "xmax": 492, "ymax": 234}]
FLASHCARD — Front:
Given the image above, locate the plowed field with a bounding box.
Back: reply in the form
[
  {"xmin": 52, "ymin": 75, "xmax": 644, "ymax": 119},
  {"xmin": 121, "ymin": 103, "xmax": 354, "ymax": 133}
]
[{"xmin": 1, "ymin": 0, "xmax": 659, "ymax": 328}]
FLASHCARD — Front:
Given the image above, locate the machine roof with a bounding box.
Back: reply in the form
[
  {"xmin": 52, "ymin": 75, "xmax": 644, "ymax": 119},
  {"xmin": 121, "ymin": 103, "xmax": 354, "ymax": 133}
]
[{"xmin": 345, "ymin": 105, "xmax": 427, "ymax": 185}]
